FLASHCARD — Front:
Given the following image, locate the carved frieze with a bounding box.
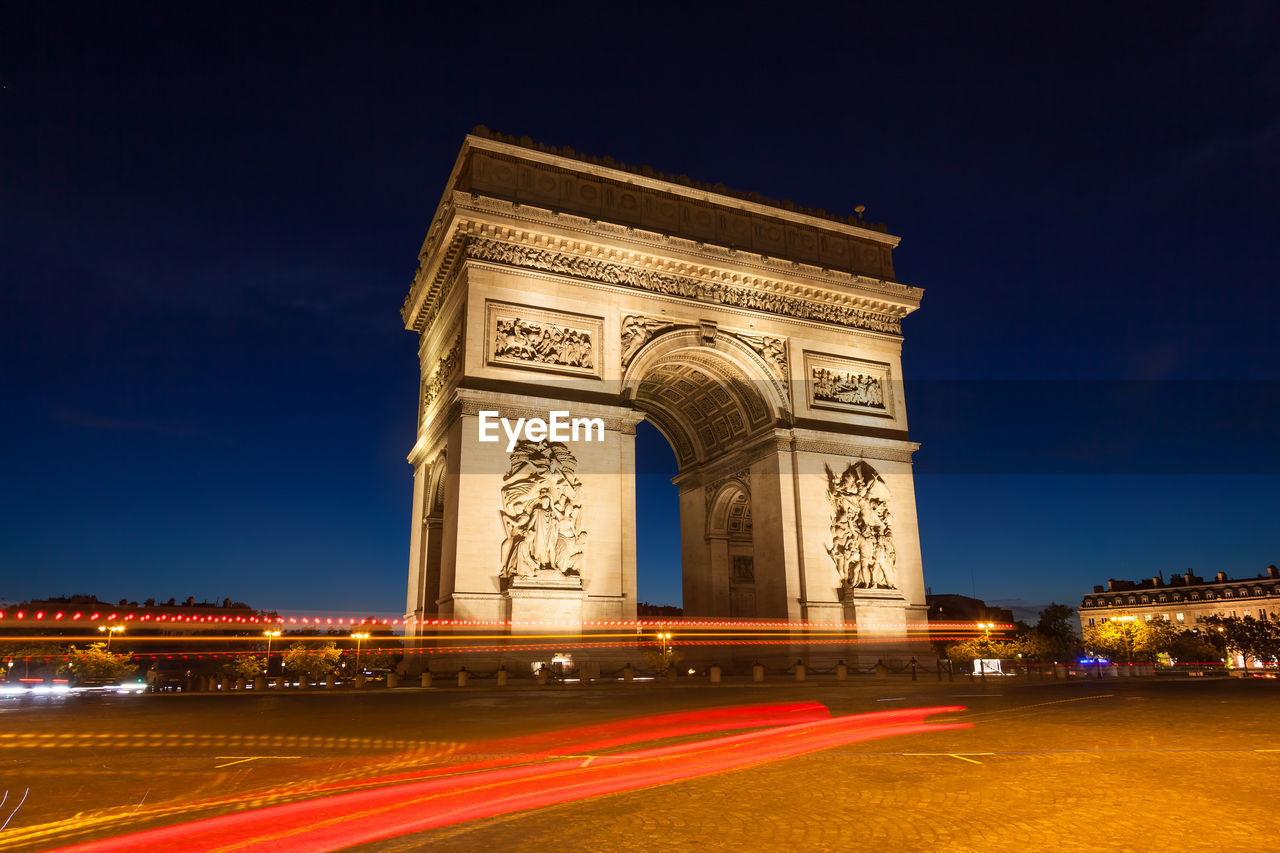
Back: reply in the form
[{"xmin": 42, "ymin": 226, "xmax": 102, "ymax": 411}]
[
  {"xmin": 824, "ymin": 460, "xmax": 897, "ymax": 591},
  {"xmin": 465, "ymin": 236, "xmax": 902, "ymax": 335},
  {"xmin": 499, "ymin": 440, "xmax": 586, "ymax": 585},
  {"xmin": 804, "ymin": 352, "xmax": 893, "ymax": 417},
  {"xmin": 620, "ymin": 314, "xmax": 680, "ymax": 367},
  {"xmin": 419, "ymin": 334, "xmax": 462, "ymax": 424},
  {"xmin": 485, "ymin": 301, "xmax": 603, "ymax": 378},
  {"xmin": 736, "ymin": 333, "xmax": 788, "ymax": 376}
]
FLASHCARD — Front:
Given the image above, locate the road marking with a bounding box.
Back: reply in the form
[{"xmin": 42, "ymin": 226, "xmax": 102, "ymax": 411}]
[
  {"xmin": 580, "ymin": 756, "xmax": 594, "ymax": 767},
  {"xmin": 213, "ymin": 756, "xmax": 303, "ymax": 768},
  {"xmin": 902, "ymin": 752, "xmax": 994, "ymax": 765},
  {"xmin": 876, "ymin": 697, "xmax": 905, "ymax": 702}
]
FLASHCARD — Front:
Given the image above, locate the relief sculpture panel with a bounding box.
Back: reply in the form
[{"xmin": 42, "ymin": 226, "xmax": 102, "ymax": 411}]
[
  {"xmin": 486, "ymin": 301, "xmax": 603, "ymax": 378},
  {"xmin": 499, "ymin": 440, "xmax": 587, "ymax": 586},
  {"xmin": 804, "ymin": 352, "xmax": 893, "ymax": 417},
  {"xmin": 824, "ymin": 460, "xmax": 898, "ymax": 591}
]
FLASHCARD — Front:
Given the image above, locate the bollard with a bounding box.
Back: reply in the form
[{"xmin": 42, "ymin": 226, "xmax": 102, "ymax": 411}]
[
  {"xmin": 421, "ymin": 671, "xmax": 433, "ymax": 688},
  {"xmin": 837, "ymin": 661, "xmax": 848, "ymax": 681},
  {"xmin": 299, "ymin": 673, "xmax": 310, "ymax": 690},
  {"xmin": 496, "ymin": 667, "xmax": 508, "ymax": 687},
  {"xmin": 752, "ymin": 663, "xmax": 765, "ymax": 682},
  {"xmin": 910, "ymin": 657, "xmax": 918, "ymax": 681},
  {"xmin": 457, "ymin": 667, "xmax": 469, "ymax": 688},
  {"xmin": 936, "ymin": 660, "xmax": 943, "ymax": 682},
  {"xmin": 387, "ymin": 672, "xmax": 398, "ymax": 688},
  {"xmin": 794, "ymin": 660, "xmax": 806, "ymax": 682},
  {"xmin": 709, "ymin": 664, "xmax": 721, "ymax": 683},
  {"xmin": 623, "ymin": 663, "xmax": 634, "ymax": 682},
  {"xmin": 253, "ymin": 676, "xmax": 266, "ymax": 691}
]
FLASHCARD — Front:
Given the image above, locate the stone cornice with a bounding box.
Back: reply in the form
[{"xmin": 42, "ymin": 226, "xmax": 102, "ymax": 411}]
[
  {"xmin": 455, "ymin": 194, "xmax": 921, "ymax": 304},
  {"xmin": 462, "ymin": 132, "xmax": 898, "ymax": 243},
  {"xmin": 403, "ymin": 220, "xmax": 913, "ymax": 337}
]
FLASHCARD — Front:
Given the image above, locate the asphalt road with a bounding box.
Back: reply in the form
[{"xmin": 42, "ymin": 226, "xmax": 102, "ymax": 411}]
[{"xmin": 1, "ymin": 676, "xmax": 1278, "ymax": 851}]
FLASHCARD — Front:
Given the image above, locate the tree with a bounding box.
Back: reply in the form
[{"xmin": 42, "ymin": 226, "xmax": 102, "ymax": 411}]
[
  {"xmin": 943, "ymin": 636, "xmax": 1026, "ymax": 672},
  {"xmin": 1033, "ymin": 603, "xmax": 1082, "ymax": 662},
  {"xmin": 60, "ymin": 643, "xmax": 137, "ymax": 683},
  {"xmin": 282, "ymin": 641, "xmax": 340, "ymax": 681},
  {"xmin": 1200, "ymin": 615, "xmax": 1280, "ymax": 668},
  {"xmin": 643, "ymin": 646, "xmax": 684, "ymax": 674},
  {"xmin": 1, "ymin": 642, "xmax": 70, "ymax": 679},
  {"xmin": 221, "ymin": 655, "xmax": 267, "ymax": 681},
  {"xmin": 1082, "ymin": 617, "xmax": 1163, "ymax": 663},
  {"xmin": 1164, "ymin": 629, "xmax": 1221, "ymax": 665}
]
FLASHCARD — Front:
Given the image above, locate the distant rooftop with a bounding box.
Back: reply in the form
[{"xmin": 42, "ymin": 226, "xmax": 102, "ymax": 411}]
[{"xmin": 468, "ymin": 126, "xmax": 889, "ymax": 233}]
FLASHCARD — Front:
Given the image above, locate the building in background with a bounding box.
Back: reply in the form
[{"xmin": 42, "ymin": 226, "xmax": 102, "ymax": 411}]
[
  {"xmin": 925, "ymin": 593, "xmax": 1014, "ymax": 625},
  {"xmin": 1078, "ymin": 566, "xmax": 1280, "ymax": 630}
]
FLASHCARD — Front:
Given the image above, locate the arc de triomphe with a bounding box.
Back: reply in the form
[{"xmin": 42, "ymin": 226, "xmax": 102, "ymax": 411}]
[{"xmin": 402, "ymin": 130, "xmax": 928, "ymax": 642}]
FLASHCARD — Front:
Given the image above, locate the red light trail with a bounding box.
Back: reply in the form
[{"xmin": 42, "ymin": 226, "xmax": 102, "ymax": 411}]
[{"xmin": 55, "ymin": 703, "xmax": 967, "ymax": 852}]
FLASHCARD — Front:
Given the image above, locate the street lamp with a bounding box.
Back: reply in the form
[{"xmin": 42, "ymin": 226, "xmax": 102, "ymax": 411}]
[
  {"xmin": 1116, "ymin": 615, "xmax": 1136, "ymax": 667},
  {"xmin": 656, "ymin": 631, "xmax": 674, "ymax": 671},
  {"xmin": 263, "ymin": 630, "xmax": 282, "ymax": 676},
  {"xmin": 350, "ymin": 632, "xmax": 371, "ymax": 676},
  {"xmin": 98, "ymin": 624, "xmax": 124, "ymax": 651}
]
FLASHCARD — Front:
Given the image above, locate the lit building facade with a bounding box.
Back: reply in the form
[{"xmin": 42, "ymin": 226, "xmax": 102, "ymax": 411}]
[{"xmin": 1079, "ymin": 566, "xmax": 1280, "ymax": 630}]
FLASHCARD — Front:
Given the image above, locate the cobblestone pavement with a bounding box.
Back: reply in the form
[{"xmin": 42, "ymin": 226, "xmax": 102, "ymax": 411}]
[
  {"xmin": 366, "ymin": 679, "xmax": 1280, "ymax": 853},
  {"xmin": 3, "ymin": 677, "xmax": 1278, "ymax": 851}
]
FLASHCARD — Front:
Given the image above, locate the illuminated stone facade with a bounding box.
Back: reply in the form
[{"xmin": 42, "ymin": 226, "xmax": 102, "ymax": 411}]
[
  {"xmin": 402, "ymin": 130, "xmax": 929, "ymax": 641},
  {"xmin": 1079, "ymin": 566, "xmax": 1280, "ymax": 630}
]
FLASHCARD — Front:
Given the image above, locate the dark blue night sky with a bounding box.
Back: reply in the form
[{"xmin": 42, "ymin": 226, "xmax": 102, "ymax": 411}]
[{"xmin": 3, "ymin": 3, "xmax": 1277, "ymax": 619}]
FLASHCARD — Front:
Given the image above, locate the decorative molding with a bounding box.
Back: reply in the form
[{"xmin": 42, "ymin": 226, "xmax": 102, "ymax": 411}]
[
  {"xmin": 499, "ymin": 441, "xmax": 586, "ymax": 586},
  {"xmin": 825, "ymin": 460, "xmax": 898, "ymax": 591},
  {"xmin": 464, "ymin": 235, "xmax": 903, "ymax": 335},
  {"xmin": 791, "ymin": 439, "xmax": 917, "ymax": 463},
  {"xmin": 735, "ymin": 332, "xmax": 788, "ymax": 377},
  {"xmin": 803, "ymin": 351, "xmax": 894, "ymax": 418},
  {"xmin": 456, "ymin": 193, "xmax": 920, "ymax": 301},
  {"xmin": 620, "ymin": 314, "xmax": 684, "ymax": 367},
  {"xmin": 485, "ymin": 301, "xmax": 602, "ymax": 379},
  {"xmin": 704, "ymin": 467, "xmax": 751, "ymax": 513},
  {"xmin": 419, "ymin": 332, "xmax": 462, "ymax": 425}
]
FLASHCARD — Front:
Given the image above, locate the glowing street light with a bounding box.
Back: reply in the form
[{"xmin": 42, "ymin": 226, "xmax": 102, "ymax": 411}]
[
  {"xmin": 1116, "ymin": 615, "xmax": 1137, "ymax": 666},
  {"xmin": 350, "ymin": 632, "xmax": 371, "ymax": 676},
  {"xmin": 98, "ymin": 624, "xmax": 125, "ymax": 651},
  {"xmin": 263, "ymin": 630, "xmax": 282, "ymax": 676}
]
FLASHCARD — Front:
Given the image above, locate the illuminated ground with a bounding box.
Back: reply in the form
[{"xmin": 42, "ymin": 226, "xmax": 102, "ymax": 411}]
[{"xmin": 1, "ymin": 677, "xmax": 1277, "ymax": 851}]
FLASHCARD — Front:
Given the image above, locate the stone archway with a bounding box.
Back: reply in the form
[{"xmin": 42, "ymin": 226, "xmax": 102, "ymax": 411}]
[{"xmin": 400, "ymin": 130, "xmax": 930, "ymax": 641}]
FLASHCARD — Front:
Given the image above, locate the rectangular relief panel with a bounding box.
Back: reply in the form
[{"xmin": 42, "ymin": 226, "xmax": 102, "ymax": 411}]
[
  {"xmin": 485, "ymin": 300, "xmax": 604, "ymax": 379},
  {"xmin": 803, "ymin": 351, "xmax": 895, "ymax": 418}
]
